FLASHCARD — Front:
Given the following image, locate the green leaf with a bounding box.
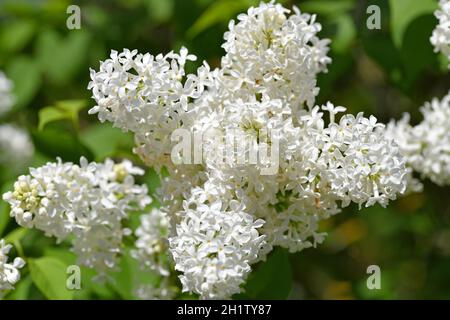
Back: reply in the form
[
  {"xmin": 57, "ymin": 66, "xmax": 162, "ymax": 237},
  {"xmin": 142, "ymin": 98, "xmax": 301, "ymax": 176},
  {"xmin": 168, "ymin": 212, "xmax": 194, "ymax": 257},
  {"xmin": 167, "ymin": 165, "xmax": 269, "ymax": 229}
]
[
  {"xmin": 56, "ymin": 100, "xmax": 87, "ymax": 120},
  {"xmin": 6, "ymin": 56, "xmax": 41, "ymax": 110},
  {"xmin": 29, "ymin": 257, "xmax": 74, "ymax": 300},
  {"xmin": 237, "ymin": 247, "xmax": 292, "ymax": 299},
  {"xmin": 80, "ymin": 123, "xmax": 134, "ymax": 160},
  {"xmin": 38, "ymin": 107, "xmax": 69, "ymax": 131},
  {"xmin": 4, "ymin": 275, "xmax": 33, "ymax": 300},
  {"xmin": 3, "ymin": 228, "xmax": 28, "ymax": 244},
  {"xmin": 187, "ymin": 0, "xmax": 256, "ymax": 38},
  {"xmin": 400, "ymin": 15, "xmax": 438, "ymax": 89},
  {"xmin": 145, "ymin": 0, "xmax": 175, "ymax": 23},
  {"xmin": 43, "ymin": 248, "xmax": 118, "ymax": 299},
  {"xmin": 38, "ymin": 100, "xmax": 87, "ymax": 131},
  {"xmin": 108, "ymin": 249, "xmax": 160, "ymax": 300},
  {"xmin": 36, "ymin": 29, "xmax": 90, "ymax": 85},
  {"xmin": 389, "ymin": 0, "xmax": 437, "ymax": 48},
  {"xmin": 301, "ymin": 0, "xmax": 354, "ymax": 16},
  {"xmin": 0, "ymin": 20, "xmax": 35, "ymax": 54},
  {"xmin": 0, "ymin": 181, "xmax": 14, "ymax": 237},
  {"xmin": 0, "ymin": 202, "xmax": 9, "ymax": 237},
  {"xmin": 362, "ymin": 33, "xmax": 401, "ymax": 76},
  {"xmin": 331, "ymin": 14, "xmax": 356, "ymax": 53}
]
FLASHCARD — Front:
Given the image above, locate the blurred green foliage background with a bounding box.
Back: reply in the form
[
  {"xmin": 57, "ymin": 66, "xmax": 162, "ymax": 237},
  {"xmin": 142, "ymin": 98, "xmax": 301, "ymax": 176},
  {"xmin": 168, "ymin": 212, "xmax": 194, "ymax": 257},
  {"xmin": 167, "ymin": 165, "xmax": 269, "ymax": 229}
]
[{"xmin": 0, "ymin": 0, "xmax": 449, "ymax": 299}]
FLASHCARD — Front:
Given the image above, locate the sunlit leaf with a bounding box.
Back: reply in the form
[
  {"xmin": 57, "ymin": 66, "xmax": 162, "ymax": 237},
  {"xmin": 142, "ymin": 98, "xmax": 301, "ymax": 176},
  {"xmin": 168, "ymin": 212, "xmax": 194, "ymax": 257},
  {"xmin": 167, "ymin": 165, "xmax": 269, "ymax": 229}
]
[
  {"xmin": 0, "ymin": 181, "xmax": 14, "ymax": 237},
  {"xmin": 145, "ymin": 0, "xmax": 174, "ymax": 23},
  {"xmin": 331, "ymin": 14, "xmax": 356, "ymax": 53},
  {"xmin": 4, "ymin": 227, "xmax": 28, "ymax": 244},
  {"xmin": 0, "ymin": 20, "xmax": 35, "ymax": 54},
  {"xmin": 389, "ymin": 0, "xmax": 437, "ymax": 48},
  {"xmin": 29, "ymin": 256, "xmax": 74, "ymax": 300},
  {"xmin": 4, "ymin": 275, "xmax": 33, "ymax": 300},
  {"xmin": 36, "ymin": 29, "xmax": 90, "ymax": 85},
  {"xmin": 187, "ymin": 0, "xmax": 256, "ymax": 38},
  {"xmin": 80, "ymin": 123, "xmax": 134, "ymax": 160},
  {"xmin": 301, "ymin": 0, "xmax": 354, "ymax": 16},
  {"xmin": 6, "ymin": 56, "xmax": 41, "ymax": 110},
  {"xmin": 38, "ymin": 100, "xmax": 87, "ymax": 131}
]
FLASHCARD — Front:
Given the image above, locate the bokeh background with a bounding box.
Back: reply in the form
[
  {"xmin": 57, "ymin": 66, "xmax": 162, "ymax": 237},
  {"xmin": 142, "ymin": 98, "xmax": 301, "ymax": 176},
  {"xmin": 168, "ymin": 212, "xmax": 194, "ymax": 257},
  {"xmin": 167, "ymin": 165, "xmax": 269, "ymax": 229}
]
[{"xmin": 0, "ymin": 0, "xmax": 449, "ymax": 299}]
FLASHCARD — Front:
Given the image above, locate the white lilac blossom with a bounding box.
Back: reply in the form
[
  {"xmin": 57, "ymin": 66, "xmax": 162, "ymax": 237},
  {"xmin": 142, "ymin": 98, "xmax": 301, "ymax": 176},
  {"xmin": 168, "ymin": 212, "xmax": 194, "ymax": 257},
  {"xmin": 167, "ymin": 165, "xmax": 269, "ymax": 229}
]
[
  {"xmin": 88, "ymin": 47, "xmax": 213, "ymax": 170},
  {"xmin": 2, "ymin": 158, "xmax": 151, "ymax": 274},
  {"xmin": 0, "ymin": 71, "xmax": 14, "ymax": 116},
  {"xmin": 132, "ymin": 208, "xmax": 172, "ymax": 276},
  {"xmin": 169, "ymin": 190, "xmax": 266, "ymax": 299},
  {"xmin": 88, "ymin": 2, "xmax": 409, "ymax": 299},
  {"xmin": 385, "ymin": 92, "xmax": 450, "ymax": 186},
  {"xmin": 0, "ymin": 124, "xmax": 34, "ymax": 170},
  {"xmin": 431, "ymin": 0, "xmax": 450, "ymax": 66},
  {"xmin": 220, "ymin": 1, "xmax": 331, "ymax": 117},
  {"xmin": 262, "ymin": 104, "xmax": 407, "ymax": 253},
  {"xmin": 0, "ymin": 239, "xmax": 25, "ymax": 295}
]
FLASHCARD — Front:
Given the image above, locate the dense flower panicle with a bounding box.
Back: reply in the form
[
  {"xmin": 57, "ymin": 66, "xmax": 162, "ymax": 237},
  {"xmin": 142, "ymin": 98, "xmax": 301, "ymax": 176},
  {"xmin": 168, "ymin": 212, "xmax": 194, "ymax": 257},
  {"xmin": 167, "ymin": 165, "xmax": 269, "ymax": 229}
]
[
  {"xmin": 0, "ymin": 124, "xmax": 34, "ymax": 169},
  {"xmin": 0, "ymin": 71, "xmax": 14, "ymax": 116},
  {"xmin": 132, "ymin": 208, "xmax": 172, "ymax": 276},
  {"xmin": 385, "ymin": 92, "xmax": 450, "ymax": 186},
  {"xmin": 431, "ymin": 0, "xmax": 450, "ymax": 66},
  {"xmin": 220, "ymin": 1, "xmax": 331, "ymax": 116},
  {"xmin": 0, "ymin": 239, "xmax": 25, "ymax": 294},
  {"xmin": 88, "ymin": 48, "xmax": 213, "ymax": 169},
  {"xmin": 87, "ymin": 2, "xmax": 410, "ymax": 298},
  {"xmin": 260, "ymin": 104, "xmax": 408, "ymax": 253},
  {"xmin": 169, "ymin": 190, "xmax": 266, "ymax": 299},
  {"xmin": 3, "ymin": 158, "xmax": 151, "ymax": 274},
  {"xmin": 294, "ymin": 105, "xmax": 408, "ymax": 209}
]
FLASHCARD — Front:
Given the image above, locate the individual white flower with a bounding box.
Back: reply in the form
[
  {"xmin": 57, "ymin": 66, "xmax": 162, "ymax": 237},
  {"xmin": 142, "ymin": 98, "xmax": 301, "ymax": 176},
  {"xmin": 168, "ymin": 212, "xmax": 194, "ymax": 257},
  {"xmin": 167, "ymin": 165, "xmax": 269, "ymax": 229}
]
[
  {"xmin": 0, "ymin": 124, "xmax": 34, "ymax": 170},
  {"xmin": 132, "ymin": 208, "xmax": 172, "ymax": 276},
  {"xmin": 169, "ymin": 190, "xmax": 266, "ymax": 299},
  {"xmin": 0, "ymin": 239, "xmax": 25, "ymax": 294},
  {"xmin": 2, "ymin": 158, "xmax": 151, "ymax": 274},
  {"xmin": 431, "ymin": 0, "xmax": 450, "ymax": 66},
  {"xmin": 0, "ymin": 71, "xmax": 14, "ymax": 116}
]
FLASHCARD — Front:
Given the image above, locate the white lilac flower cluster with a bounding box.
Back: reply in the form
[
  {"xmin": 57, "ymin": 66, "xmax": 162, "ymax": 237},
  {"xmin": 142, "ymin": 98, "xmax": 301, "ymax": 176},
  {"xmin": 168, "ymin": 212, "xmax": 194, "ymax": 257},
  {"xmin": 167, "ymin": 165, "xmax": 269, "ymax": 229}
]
[
  {"xmin": 431, "ymin": 0, "xmax": 450, "ymax": 66},
  {"xmin": 0, "ymin": 239, "xmax": 25, "ymax": 296},
  {"xmin": 0, "ymin": 71, "xmax": 14, "ymax": 116},
  {"xmin": 0, "ymin": 72, "xmax": 34, "ymax": 171},
  {"xmin": 132, "ymin": 208, "xmax": 172, "ymax": 276},
  {"xmin": 385, "ymin": 0, "xmax": 450, "ymax": 188},
  {"xmin": 2, "ymin": 158, "xmax": 151, "ymax": 275},
  {"xmin": 135, "ymin": 278, "xmax": 177, "ymax": 300},
  {"xmin": 132, "ymin": 208, "xmax": 181, "ymax": 300},
  {"xmin": 170, "ymin": 197, "xmax": 266, "ymax": 299},
  {"xmin": 385, "ymin": 92, "xmax": 450, "ymax": 187},
  {"xmin": 88, "ymin": 2, "xmax": 409, "ymax": 299},
  {"xmin": 0, "ymin": 124, "xmax": 34, "ymax": 170}
]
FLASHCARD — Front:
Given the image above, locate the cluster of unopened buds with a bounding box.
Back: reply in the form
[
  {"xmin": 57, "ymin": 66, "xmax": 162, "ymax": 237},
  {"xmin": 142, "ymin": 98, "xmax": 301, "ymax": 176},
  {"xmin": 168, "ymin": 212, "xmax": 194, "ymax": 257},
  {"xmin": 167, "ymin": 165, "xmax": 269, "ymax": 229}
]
[{"xmin": 1, "ymin": 0, "xmax": 450, "ymax": 299}]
